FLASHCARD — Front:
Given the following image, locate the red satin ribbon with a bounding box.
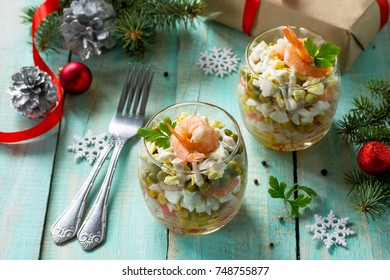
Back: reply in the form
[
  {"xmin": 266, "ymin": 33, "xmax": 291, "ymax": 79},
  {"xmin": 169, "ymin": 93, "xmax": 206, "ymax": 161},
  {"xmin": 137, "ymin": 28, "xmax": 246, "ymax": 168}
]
[
  {"xmin": 377, "ymin": 0, "xmax": 389, "ymax": 29},
  {"xmin": 0, "ymin": 0, "xmax": 62, "ymax": 143},
  {"xmin": 242, "ymin": 0, "xmax": 261, "ymax": 35}
]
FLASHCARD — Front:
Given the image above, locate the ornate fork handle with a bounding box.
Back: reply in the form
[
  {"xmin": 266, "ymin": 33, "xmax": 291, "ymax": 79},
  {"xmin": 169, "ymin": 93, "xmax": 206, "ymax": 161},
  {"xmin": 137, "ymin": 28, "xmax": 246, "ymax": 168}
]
[
  {"xmin": 77, "ymin": 136, "xmax": 126, "ymax": 251},
  {"xmin": 51, "ymin": 142, "xmax": 114, "ymax": 245}
]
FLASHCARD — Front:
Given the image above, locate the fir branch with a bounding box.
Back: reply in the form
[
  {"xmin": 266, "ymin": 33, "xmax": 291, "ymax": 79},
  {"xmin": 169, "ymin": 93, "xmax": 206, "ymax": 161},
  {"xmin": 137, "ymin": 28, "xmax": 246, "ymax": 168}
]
[
  {"xmin": 367, "ymin": 78, "xmax": 390, "ymax": 100},
  {"xmin": 116, "ymin": 8, "xmax": 156, "ymax": 57},
  {"xmin": 344, "ymin": 170, "xmax": 370, "ymax": 193},
  {"xmin": 34, "ymin": 14, "xmax": 63, "ymax": 53},
  {"xmin": 21, "ymin": 5, "xmax": 63, "ymax": 54},
  {"xmin": 21, "ymin": 5, "xmax": 38, "ymax": 24},
  {"xmin": 338, "ymin": 78, "xmax": 390, "ymax": 220},
  {"xmin": 336, "ymin": 78, "xmax": 390, "ymax": 145},
  {"xmin": 21, "ymin": 0, "xmax": 72, "ymax": 23},
  {"xmin": 142, "ymin": 0, "xmax": 209, "ymax": 30},
  {"xmin": 349, "ymin": 176, "xmax": 390, "ymax": 220},
  {"xmin": 21, "ymin": 0, "xmax": 213, "ymax": 57},
  {"xmin": 352, "ymin": 125, "xmax": 390, "ymax": 145},
  {"xmin": 115, "ymin": 0, "xmax": 211, "ymax": 57}
]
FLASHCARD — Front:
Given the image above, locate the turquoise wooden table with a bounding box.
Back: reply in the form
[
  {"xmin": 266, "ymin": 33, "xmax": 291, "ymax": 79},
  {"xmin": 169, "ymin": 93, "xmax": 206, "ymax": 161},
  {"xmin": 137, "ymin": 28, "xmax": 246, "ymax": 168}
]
[{"xmin": 0, "ymin": 0, "xmax": 389, "ymax": 260}]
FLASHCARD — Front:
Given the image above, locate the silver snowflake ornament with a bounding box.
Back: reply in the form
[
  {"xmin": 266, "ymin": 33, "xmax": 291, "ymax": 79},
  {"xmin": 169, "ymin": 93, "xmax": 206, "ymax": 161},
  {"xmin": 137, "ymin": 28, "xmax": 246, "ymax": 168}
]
[
  {"xmin": 68, "ymin": 131, "xmax": 109, "ymax": 165},
  {"xmin": 197, "ymin": 47, "xmax": 240, "ymax": 77},
  {"xmin": 307, "ymin": 210, "xmax": 356, "ymax": 249}
]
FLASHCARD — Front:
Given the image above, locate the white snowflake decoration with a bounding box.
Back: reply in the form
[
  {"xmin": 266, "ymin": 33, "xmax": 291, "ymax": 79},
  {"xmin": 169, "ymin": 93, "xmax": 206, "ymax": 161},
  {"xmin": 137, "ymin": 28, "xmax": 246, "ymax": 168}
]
[
  {"xmin": 307, "ymin": 210, "xmax": 356, "ymax": 249},
  {"xmin": 68, "ymin": 131, "xmax": 109, "ymax": 165},
  {"xmin": 197, "ymin": 47, "xmax": 240, "ymax": 77}
]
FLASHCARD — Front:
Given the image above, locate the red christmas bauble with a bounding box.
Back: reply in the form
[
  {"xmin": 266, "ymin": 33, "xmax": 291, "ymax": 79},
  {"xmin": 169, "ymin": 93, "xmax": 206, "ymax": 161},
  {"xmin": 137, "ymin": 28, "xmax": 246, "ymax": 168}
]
[
  {"xmin": 357, "ymin": 141, "xmax": 390, "ymax": 175},
  {"xmin": 59, "ymin": 62, "xmax": 92, "ymax": 95}
]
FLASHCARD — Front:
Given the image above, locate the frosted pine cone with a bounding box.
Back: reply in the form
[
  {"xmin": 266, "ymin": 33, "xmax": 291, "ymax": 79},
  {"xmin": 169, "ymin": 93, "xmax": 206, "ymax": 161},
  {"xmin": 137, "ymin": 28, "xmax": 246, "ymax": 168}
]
[
  {"xmin": 7, "ymin": 66, "xmax": 58, "ymax": 119},
  {"xmin": 61, "ymin": 0, "xmax": 116, "ymax": 60}
]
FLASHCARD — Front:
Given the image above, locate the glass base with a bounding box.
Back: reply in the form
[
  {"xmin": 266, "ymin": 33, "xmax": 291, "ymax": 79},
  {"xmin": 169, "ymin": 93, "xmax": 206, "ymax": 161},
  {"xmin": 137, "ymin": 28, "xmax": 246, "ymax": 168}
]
[
  {"xmin": 145, "ymin": 196, "xmax": 241, "ymax": 235},
  {"xmin": 244, "ymin": 122, "xmax": 332, "ymax": 152},
  {"xmin": 168, "ymin": 223, "xmax": 227, "ymax": 236}
]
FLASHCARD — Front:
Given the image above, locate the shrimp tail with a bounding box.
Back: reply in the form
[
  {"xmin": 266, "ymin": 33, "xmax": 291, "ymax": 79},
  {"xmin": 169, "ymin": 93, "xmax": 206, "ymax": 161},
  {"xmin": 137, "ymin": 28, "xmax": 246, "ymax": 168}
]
[
  {"xmin": 282, "ymin": 26, "xmax": 301, "ymax": 47},
  {"xmin": 165, "ymin": 121, "xmax": 193, "ymax": 151},
  {"xmin": 283, "ymin": 26, "xmax": 312, "ymax": 64}
]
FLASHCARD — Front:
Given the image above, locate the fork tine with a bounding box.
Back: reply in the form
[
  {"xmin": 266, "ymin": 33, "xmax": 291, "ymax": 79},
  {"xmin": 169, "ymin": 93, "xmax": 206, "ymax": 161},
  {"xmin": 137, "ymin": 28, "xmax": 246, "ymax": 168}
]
[
  {"xmin": 138, "ymin": 69, "xmax": 154, "ymax": 117},
  {"xmin": 131, "ymin": 66, "xmax": 151, "ymax": 116},
  {"xmin": 117, "ymin": 63, "xmax": 136, "ymax": 114},
  {"xmin": 123, "ymin": 64, "xmax": 142, "ymax": 115},
  {"xmin": 125, "ymin": 64, "xmax": 145, "ymax": 115}
]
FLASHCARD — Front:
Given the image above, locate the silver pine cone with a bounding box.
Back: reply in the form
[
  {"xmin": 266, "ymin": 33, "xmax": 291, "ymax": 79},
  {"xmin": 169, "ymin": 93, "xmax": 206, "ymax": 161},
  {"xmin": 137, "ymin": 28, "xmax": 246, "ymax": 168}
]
[
  {"xmin": 61, "ymin": 0, "xmax": 116, "ymax": 60},
  {"xmin": 7, "ymin": 66, "xmax": 58, "ymax": 119}
]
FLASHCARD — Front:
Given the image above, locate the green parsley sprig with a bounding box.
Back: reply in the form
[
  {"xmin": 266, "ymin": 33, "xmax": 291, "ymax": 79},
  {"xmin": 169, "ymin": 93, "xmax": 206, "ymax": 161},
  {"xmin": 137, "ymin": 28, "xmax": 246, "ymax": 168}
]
[
  {"xmin": 304, "ymin": 38, "xmax": 340, "ymax": 68},
  {"xmin": 138, "ymin": 116, "xmax": 176, "ymax": 149},
  {"xmin": 268, "ymin": 176, "xmax": 318, "ymax": 217}
]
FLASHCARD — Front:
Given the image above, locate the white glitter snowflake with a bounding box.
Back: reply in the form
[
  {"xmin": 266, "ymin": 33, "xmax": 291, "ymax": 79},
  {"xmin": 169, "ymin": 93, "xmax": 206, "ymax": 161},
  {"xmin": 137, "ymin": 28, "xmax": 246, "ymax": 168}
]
[
  {"xmin": 197, "ymin": 47, "xmax": 240, "ymax": 77},
  {"xmin": 307, "ymin": 210, "xmax": 356, "ymax": 249},
  {"xmin": 68, "ymin": 131, "xmax": 109, "ymax": 165}
]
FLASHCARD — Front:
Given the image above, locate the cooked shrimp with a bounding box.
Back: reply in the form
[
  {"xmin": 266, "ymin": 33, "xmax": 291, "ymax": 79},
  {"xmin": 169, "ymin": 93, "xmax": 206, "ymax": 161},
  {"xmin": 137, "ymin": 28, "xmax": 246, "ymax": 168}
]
[
  {"xmin": 284, "ymin": 43, "xmax": 329, "ymax": 78},
  {"xmin": 282, "ymin": 26, "xmax": 312, "ymax": 64},
  {"xmin": 282, "ymin": 26, "xmax": 329, "ymax": 78},
  {"xmin": 166, "ymin": 115, "xmax": 219, "ymax": 162}
]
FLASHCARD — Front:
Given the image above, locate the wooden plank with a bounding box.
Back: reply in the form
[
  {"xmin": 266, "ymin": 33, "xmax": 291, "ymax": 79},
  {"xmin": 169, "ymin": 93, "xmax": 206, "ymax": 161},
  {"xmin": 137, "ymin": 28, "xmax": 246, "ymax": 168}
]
[
  {"xmin": 0, "ymin": 0, "xmax": 67, "ymax": 259},
  {"xmin": 298, "ymin": 24, "xmax": 390, "ymax": 259},
  {"xmin": 2, "ymin": 0, "xmax": 388, "ymax": 261},
  {"xmin": 167, "ymin": 21, "xmax": 297, "ymax": 260}
]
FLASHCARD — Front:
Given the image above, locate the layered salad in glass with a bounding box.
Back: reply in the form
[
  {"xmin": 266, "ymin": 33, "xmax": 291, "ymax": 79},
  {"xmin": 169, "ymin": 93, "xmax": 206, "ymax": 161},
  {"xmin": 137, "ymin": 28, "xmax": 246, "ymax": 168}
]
[
  {"xmin": 138, "ymin": 103, "xmax": 247, "ymax": 235},
  {"xmin": 237, "ymin": 26, "xmax": 341, "ymax": 151}
]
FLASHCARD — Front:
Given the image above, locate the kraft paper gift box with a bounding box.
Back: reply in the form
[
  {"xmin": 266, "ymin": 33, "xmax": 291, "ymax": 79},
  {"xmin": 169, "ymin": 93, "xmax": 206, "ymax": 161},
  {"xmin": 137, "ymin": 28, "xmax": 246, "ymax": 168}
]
[{"xmin": 206, "ymin": 0, "xmax": 389, "ymax": 73}]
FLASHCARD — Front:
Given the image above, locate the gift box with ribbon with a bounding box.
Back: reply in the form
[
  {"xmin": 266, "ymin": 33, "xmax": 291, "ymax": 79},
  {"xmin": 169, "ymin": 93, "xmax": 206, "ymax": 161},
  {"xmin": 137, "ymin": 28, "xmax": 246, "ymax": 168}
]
[{"xmin": 206, "ymin": 0, "xmax": 389, "ymax": 73}]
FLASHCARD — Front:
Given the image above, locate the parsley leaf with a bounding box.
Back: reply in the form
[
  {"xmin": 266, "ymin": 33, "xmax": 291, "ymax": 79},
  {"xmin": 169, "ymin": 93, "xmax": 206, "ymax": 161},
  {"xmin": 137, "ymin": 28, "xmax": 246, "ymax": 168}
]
[
  {"xmin": 304, "ymin": 38, "xmax": 318, "ymax": 58},
  {"xmin": 304, "ymin": 38, "xmax": 340, "ymax": 68},
  {"xmin": 268, "ymin": 176, "xmax": 318, "ymax": 217},
  {"xmin": 314, "ymin": 43, "xmax": 340, "ymax": 67},
  {"xmin": 268, "ymin": 176, "xmax": 286, "ymax": 199},
  {"xmin": 138, "ymin": 116, "xmax": 176, "ymax": 149}
]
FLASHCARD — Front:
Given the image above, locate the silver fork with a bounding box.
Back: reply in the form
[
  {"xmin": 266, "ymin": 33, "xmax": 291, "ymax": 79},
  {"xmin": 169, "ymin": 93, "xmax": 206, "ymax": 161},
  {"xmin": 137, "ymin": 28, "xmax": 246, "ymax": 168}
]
[{"xmin": 51, "ymin": 64, "xmax": 154, "ymax": 250}]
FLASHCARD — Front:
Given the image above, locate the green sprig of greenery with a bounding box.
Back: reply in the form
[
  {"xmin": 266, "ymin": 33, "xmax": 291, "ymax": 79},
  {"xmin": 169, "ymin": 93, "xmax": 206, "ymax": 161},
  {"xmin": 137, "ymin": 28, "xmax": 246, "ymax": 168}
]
[
  {"xmin": 337, "ymin": 78, "xmax": 389, "ymax": 220},
  {"xmin": 141, "ymin": 0, "xmax": 209, "ymax": 30},
  {"xmin": 138, "ymin": 116, "xmax": 176, "ymax": 149},
  {"xmin": 21, "ymin": 0, "xmax": 211, "ymax": 58},
  {"xmin": 20, "ymin": 6, "xmax": 63, "ymax": 54},
  {"xmin": 116, "ymin": 8, "xmax": 156, "ymax": 57},
  {"xmin": 336, "ymin": 79, "xmax": 390, "ymax": 146},
  {"xmin": 347, "ymin": 172, "xmax": 390, "ymax": 220},
  {"xmin": 268, "ymin": 176, "xmax": 318, "ymax": 218},
  {"xmin": 304, "ymin": 38, "xmax": 340, "ymax": 68}
]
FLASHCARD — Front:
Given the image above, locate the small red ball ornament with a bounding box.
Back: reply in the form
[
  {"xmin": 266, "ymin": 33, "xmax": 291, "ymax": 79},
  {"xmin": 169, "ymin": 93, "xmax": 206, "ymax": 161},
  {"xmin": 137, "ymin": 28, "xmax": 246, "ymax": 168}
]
[
  {"xmin": 59, "ymin": 62, "xmax": 92, "ymax": 95},
  {"xmin": 357, "ymin": 141, "xmax": 390, "ymax": 175}
]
